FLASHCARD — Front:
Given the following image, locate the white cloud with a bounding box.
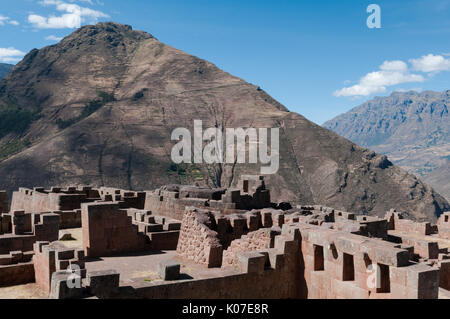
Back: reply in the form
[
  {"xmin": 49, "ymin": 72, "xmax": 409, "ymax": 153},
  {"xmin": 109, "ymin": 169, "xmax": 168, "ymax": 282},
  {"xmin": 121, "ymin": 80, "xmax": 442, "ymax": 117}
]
[
  {"xmin": 334, "ymin": 60, "xmax": 424, "ymax": 97},
  {"xmin": 69, "ymin": 0, "xmax": 94, "ymax": 4},
  {"xmin": 0, "ymin": 15, "xmax": 7, "ymax": 25},
  {"xmin": 45, "ymin": 35, "xmax": 64, "ymax": 41},
  {"xmin": 0, "ymin": 14, "xmax": 20, "ymax": 26},
  {"xmin": 335, "ymin": 53, "xmax": 450, "ymax": 97},
  {"xmin": 379, "ymin": 60, "xmax": 408, "ymax": 72},
  {"xmin": 409, "ymin": 54, "xmax": 450, "ymax": 73},
  {"xmin": 0, "ymin": 47, "xmax": 26, "ymax": 63},
  {"xmin": 28, "ymin": 0, "xmax": 108, "ymax": 29}
]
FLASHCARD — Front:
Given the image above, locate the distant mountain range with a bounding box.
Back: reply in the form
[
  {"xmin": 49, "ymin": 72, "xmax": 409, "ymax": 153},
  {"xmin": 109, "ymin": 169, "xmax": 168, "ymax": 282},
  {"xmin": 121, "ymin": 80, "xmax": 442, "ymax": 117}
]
[
  {"xmin": 324, "ymin": 90, "xmax": 450, "ymax": 201},
  {"xmin": 0, "ymin": 22, "xmax": 447, "ymax": 221},
  {"xmin": 0, "ymin": 63, "xmax": 13, "ymax": 79},
  {"xmin": 423, "ymin": 162, "xmax": 450, "ymax": 202}
]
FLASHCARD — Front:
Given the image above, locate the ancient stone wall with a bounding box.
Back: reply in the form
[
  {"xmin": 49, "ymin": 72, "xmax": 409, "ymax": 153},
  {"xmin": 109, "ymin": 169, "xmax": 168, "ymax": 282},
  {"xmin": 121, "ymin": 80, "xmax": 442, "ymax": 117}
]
[
  {"xmin": 98, "ymin": 187, "xmax": 146, "ymax": 209},
  {"xmin": 81, "ymin": 202, "xmax": 149, "ymax": 258},
  {"xmin": 33, "ymin": 241, "xmax": 85, "ymax": 293},
  {"xmin": 128, "ymin": 220, "xmax": 442, "ymax": 299},
  {"xmin": 11, "ymin": 187, "xmax": 94, "ymax": 213},
  {"xmin": 7, "ymin": 186, "xmax": 150, "ymax": 231},
  {"xmin": 283, "ymin": 222, "xmax": 440, "ymax": 299},
  {"xmin": 386, "ymin": 210, "xmax": 435, "ymax": 235},
  {"xmin": 0, "ymin": 191, "xmax": 8, "ymax": 214},
  {"xmin": 127, "ymin": 208, "xmax": 181, "ymax": 250},
  {"xmin": 176, "ymin": 207, "xmax": 223, "ymax": 267},
  {"xmin": 0, "ymin": 213, "xmax": 11, "ymax": 234},
  {"xmin": 439, "ymin": 260, "xmax": 450, "ymax": 290},
  {"xmin": 0, "ymin": 250, "xmax": 34, "ymax": 287},
  {"xmin": 131, "ymin": 231, "xmax": 301, "ymax": 299},
  {"xmin": 0, "ymin": 213, "xmax": 59, "ymax": 254},
  {"xmin": 145, "ymin": 176, "xmax": 272, "ymax": 221},
  {"xmin": 1, "ymin": 181, "xmax": 449, "ymax": 300},
  {"xmin": 222, "ymin": 227, "xmax": 280, "ymax": 268},
  {"xmin": 437, "ymin": 212, "xmax": 450, "ymax": 239},
  {"xmin": 144, "ymin": 187, "xmax": 226, "ymax": 221}
]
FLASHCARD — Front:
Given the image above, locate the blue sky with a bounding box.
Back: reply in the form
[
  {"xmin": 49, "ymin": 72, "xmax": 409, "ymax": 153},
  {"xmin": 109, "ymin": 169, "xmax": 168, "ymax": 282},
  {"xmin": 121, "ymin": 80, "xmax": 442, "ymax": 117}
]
[{"xmin": 1, "ymin": 0, "xmax": 450, "ymax": 124}]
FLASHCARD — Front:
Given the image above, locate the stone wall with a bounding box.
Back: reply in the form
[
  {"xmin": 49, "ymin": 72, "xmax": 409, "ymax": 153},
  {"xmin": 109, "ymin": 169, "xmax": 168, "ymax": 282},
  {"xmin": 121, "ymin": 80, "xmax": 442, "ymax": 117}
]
[
  {"xmin": 127, "ymin": 209, "xmax": 181, "ymax": 251},
  {"xmin": 1, "ymin": 181, "xmax": 449, "ymax": 300},
  {"xmin": 10, "ymin": 186, "xmax": 145, "ymax": 224},
  {"xmin": 98, "ymin": 187, "xmax": 146, "ymax": 209},
  {"xmin": 0, "ymin": 250, "xmax": 35, "ymax": 287},
  {"xmin": 437, "ymin": 212, "xmax": 450, "ymax": 239},
  {"xmin": 124, "ymin": 221, "xmax": 441, "ymax": 299},
  {"xmin": 0, "ymin": 213, "xmax": 59, "ymax": 254},
  {"xmin": 145, "ymin": 176, "xmax": 272, "ymax": 221},
  {"xmin": 392, "ymin": 234, "xmax": 440, "ymax": 259},
  {"xmin": 386, "ymin": 210, "xmax": 435, "ymax": 236},
  {"xmin": 144, "ymin": 186, "xmax": 233, "ymax": 221},
  {"xmin": 11, "ymin": 187, "xmax": 94, "ymax": 213},
  {"xmin": 56, "ymin": 210, "xmax": 82, "ymax": 229},
  {"xmin": 222, "ymin": 227, "xmax": 280, "ymax": 268},
  {"xmin": 81, "ymin": 203, "xmax": 149, "ymax": 258},
  {"xmin": 33, "ymin": 241, "xmax": 85, "ymax": 293},
  {"xmin": 0, "ymin": 191, "xmax": 8, "ymax": 214},
  {"xmin": 0, "ymin": 213, "xmax": 11, "ymax": 234},
  {"xmin": 439, "ymin": 260, "xmax": 450, "ymax": 290},
  {"xmin": 283, "ymin": 223, "xmax": 440, "ymax": 299},
  {"xmin": 130, "ymin": 231, "xmax": 301, "ymax": 299},
  {"xmin": 176, "ymin": 208, "xmax": 223, "ymax": 267}
]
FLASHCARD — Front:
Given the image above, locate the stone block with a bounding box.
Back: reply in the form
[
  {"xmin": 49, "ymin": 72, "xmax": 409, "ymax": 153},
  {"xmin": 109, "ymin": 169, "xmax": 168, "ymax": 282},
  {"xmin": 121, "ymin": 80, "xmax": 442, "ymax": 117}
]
[
  {"xmin": 145, "ymin": 223, "xmax": 163, "ymax": 233},
  {"xmin": 406, "ymin": 263, "xmax": 440, "ymax": 299},
  {"xmin": 56, "ymin": 249, "xmax": 75, "ymax": 260},
  {"xmin": 49, "ymin": 271, "xmax": 84, "ymax": 299},
  {"xmin": 86, "ymin": 270, "xmax": 120, "ymax": 298},
  {"xmin": 158, "ymin": 260, "xmax": 181, "ymax": 280},
  {"xmin": 237, "ymin": 251, "xmax": 266, "ymax": 274}
]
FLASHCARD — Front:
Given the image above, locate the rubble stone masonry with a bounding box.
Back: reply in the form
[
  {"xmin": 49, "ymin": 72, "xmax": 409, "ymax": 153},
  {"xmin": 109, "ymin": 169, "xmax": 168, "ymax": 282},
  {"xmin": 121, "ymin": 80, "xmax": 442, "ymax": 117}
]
[{"xmin": 176, "ymin": 208, "xmax": 223, "ymax": 267}]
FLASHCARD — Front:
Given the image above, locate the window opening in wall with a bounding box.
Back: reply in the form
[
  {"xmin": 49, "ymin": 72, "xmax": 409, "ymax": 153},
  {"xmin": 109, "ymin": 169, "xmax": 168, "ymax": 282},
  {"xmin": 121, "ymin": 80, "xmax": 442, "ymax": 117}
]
[
  {"xmin": 313, "ymin": 245, "xmax": 325, "ymax": 271},
  {"xmin": 343, "ymin": 253, "xmax": 355, "ymax": 281}
]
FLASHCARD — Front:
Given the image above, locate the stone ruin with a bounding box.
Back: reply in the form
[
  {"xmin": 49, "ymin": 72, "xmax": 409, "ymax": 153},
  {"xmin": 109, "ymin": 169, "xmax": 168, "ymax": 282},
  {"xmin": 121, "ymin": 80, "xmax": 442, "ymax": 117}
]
[{"xmin": 0, "ymin": 176, "xmax": 449, "ymax": 299}]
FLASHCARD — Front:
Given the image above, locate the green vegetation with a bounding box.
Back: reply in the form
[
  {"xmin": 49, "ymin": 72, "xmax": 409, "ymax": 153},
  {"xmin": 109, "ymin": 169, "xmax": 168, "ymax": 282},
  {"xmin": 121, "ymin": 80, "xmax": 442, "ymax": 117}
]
[
  {"xmin": 57, "ymin": 91, "xmax": 115, "ymax": 129},
  {"xmin": 191, "ymin": 167, "xmax": 203, "ymax": 181},
  {"xmin": 0, "ymin": 139, "xmax": 31, "ymax": 161},
  {"xmin": 167, "ymin": 163, "xmax": 186, "ymax": 176},
  {"xmin": 0, "ymin": 104, "xmax": 40, "ymax": 139},
  {"xmin": 167, "ymin": 163, "xmax": 204, "ymax": 182}
]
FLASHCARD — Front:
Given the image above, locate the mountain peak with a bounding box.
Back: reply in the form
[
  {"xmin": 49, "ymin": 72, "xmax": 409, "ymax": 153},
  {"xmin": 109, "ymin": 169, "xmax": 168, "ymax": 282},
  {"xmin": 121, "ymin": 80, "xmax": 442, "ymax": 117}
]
[
  {"xmin": 324, "ymin": 89, "xmax": 450, "ymax": 201},
  {"xmin": 62, "ymin": 21, "xmax": 155, "ymax": 45}
]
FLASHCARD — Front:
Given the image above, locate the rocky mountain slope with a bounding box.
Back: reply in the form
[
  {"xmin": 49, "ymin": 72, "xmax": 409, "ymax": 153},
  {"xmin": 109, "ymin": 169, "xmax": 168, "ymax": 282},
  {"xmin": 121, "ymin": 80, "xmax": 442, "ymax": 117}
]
[
  {"xmin": 0, "ymin": 63, "xmax": 13, "ymax": 79},
  {"xmin": 324, "ymin": 91, "xmax": 450, "ymax": 201},
  {"xmin": 423, "ymin": 162, "xmax": 450, "ymax": 201},
  {"xmin": 0, "ymin": 22, "xmax": 448, "ymax": 221}
]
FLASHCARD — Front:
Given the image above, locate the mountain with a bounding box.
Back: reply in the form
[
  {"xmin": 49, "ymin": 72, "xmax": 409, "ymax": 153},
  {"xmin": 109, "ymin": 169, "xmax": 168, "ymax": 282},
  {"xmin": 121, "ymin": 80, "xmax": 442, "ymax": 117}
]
[
  {"xmin": 0, "ymin": 22, "xmax": 448, "ymax": 221},
  {"xmin": 423, "ymin": 162, "xmax": 450, "ymax": 201},
  {"xmin": 0, "ymin": 63, "xmax": 13, "ymax": 79},
  {"xmin": 323, "ymin": 90, "xmax": 450, "ymax": 202}
]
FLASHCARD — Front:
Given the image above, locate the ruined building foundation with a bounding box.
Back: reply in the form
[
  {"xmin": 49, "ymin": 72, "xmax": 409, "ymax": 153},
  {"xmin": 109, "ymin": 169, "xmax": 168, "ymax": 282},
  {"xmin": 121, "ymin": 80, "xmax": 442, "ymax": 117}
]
[{"xmin": 0, "ymin": 176, "xmax": 449, "ymax": 299}]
